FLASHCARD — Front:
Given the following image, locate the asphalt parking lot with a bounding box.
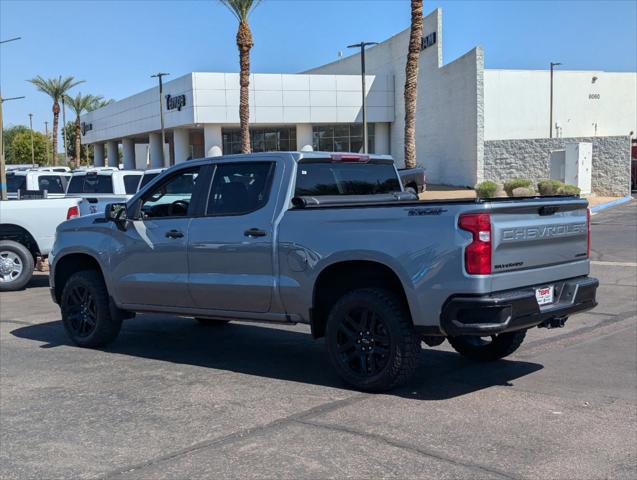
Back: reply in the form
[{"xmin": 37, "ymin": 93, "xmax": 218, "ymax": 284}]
[{"xmin": 1, "ymin": 199, "xmax": 636, "ymax": 480}]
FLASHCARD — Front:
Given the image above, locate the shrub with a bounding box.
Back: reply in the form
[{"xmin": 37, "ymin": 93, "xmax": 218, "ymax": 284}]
[
  {"xmin": 504, "ymin": 179, "xmax": 532, "ymax": 196},
  {"xmin": 475, "ymin": 181, "xmax": 499, "ymax": 198},
  {"xmin": 558, "ymin": 184, "xmax": 581, "ymax": 196},
  {"xmin": 512, "ymin": 187, "xmax": 536, "ymax": 197},
  {"xmin": 537, "ymin": 179, "xmax": 564, "ymax": 196}
]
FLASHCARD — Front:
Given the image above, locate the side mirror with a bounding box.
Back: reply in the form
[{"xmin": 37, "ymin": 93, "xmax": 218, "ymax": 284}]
[{"xmin": 105, "ymin": 202, "xmax": 128, "ymax": 225}]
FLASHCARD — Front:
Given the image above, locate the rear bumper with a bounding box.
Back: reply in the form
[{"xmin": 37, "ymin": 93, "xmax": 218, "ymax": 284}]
[{"xmin": 440, "ymin": 276, "xmax": 598, "ymax": 336}]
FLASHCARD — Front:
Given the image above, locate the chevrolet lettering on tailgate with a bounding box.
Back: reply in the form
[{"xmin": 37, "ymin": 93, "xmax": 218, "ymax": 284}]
[{"xmin": 501, "ymin": 223, "xmax": 587, "ymax": 242}]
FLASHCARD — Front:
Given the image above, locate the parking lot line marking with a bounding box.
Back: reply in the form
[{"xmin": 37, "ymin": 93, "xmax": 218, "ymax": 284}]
[{"xmin": 591, "ymin": 261, "xmax": 637, "ymax": 267}]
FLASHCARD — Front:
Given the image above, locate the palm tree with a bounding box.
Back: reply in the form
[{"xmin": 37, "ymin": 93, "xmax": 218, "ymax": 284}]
[
  {"xmin": 220, "ymin": 0, "xmax": 261, "ymax": 153},
  {"xmin": 64, "ymin": 93, "xmax": 103, "ymax": 165},
  {"xmin": 88, "ymin": 98, "xmax": 115, "ymax": 111},
  {"xmin": 27, "ymin": 76, "xmax": 84, "ymax": 165},
  {"xmin": 403, "ymin": 0, "xmax": 424, "ymax": 169}
]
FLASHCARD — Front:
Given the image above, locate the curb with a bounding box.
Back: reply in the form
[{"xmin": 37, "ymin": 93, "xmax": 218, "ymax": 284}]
[{"xmin": 589, "ymin": 195, "xmax": 633, "ymax": 214}]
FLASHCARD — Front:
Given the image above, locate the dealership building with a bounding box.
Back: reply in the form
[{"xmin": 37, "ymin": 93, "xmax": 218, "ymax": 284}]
[{"xmin": 80, "ymin": 8, "xmax": 636, "ymax": 195}]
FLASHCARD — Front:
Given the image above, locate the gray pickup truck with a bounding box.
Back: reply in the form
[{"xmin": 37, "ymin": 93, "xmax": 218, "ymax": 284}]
[{"xmin": 49, "ymin": 152, "xmax": 598, "ymax": 391}]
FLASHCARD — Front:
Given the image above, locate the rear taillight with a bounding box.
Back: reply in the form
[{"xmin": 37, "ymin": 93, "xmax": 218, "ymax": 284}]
[
  {"xmin": 587, "ymin": 208, "xmax": 591, "ymax": 258},
  {"xmin": 66, "ymin": 206, "xmax": 80, "ymax": 220},
  {"xmin": 459, "ymin": 213, "xmax": 492, "ymax": 275}
]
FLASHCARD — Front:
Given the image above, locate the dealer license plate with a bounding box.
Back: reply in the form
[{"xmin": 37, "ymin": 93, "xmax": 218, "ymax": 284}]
[{"xmin": 535, "ymin": 286, "xmax": 554, "ymax": 306}]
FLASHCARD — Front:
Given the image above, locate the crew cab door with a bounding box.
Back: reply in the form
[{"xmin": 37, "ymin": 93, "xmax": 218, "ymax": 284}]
[
  {"xmin": 110, "ymin": 166, "xmax": 205, "ymax": 308},
  {"xmin": 187, "ymin": 160, "xmax": 278, "ymax": 313}
]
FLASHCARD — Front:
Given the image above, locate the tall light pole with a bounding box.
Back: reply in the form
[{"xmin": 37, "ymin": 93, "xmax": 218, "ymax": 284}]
[
  {"xmin": 347, "ymin": 41, "xmax": 378, "ymax": 153},
  {"xmin": 61, "ymin": 96, "xmax": 69, "ymax": 164},
  {"xmin": 0, "ymin": 36, "xmax": 23, "ymax": 200},
  {"xmin": 151, "ymin": 72, "xmax": 170, "ymax": 166},
  {"xmin": 549, "ymin": 62, "xmax": 562, "ymax": 138},
  {"xmin": 28, "ymin": 113, "xmax": 35, "ymax": 165},
  {"xmin": 44, "ymin": 121, "xmax": 50, "ymax": 164},
  {"xmin": 0, "ymin": 94, "xmax": 25, "ymax": 201}
]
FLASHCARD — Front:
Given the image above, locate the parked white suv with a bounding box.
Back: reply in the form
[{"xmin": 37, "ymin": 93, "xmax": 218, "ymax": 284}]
[
  {"xmin": 6, "ymin": 169, "xmax": 72, "ymax": 199},
  {"xmin": 66, "ymin": 168, "xmax": 143, "ymax": 215}
]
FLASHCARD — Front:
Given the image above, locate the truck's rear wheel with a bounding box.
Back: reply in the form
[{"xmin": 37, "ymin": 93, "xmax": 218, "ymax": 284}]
[
  {"xmin": 325, "ymin": 288, "xmax": 420, "ymax": 392},
  {"xmin": 447, "ymin": 330, "xmax": 526, "ymax": 361},
  {"xmin": 61, "ymin": 270, "xmax": 123, "ymax": 348},
  {"xmin": 0, "ymin": 240, "xmax": 34, "ymax": 292}
]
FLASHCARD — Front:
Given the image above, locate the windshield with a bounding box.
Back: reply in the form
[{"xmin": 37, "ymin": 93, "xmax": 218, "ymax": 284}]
[
  {"xmin": 139, "ymin": 173, "xmax": 159, "ymax": 190},
  {"xmin": 6, "ymin": 175, "xmax": 26, "ymax": 193},
  {"xmin": 123, "ymin": 174, "xmax": 142, "ymax": 194},
  {"xmin": 295, "ymin": 163, "xmax": 401, "ymax": 196},
  {"xmin": 67, "ymin": 174, "xmax": 114, "ymax": 194}
]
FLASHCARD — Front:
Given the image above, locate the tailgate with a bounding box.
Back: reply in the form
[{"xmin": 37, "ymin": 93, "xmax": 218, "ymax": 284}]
[{"xmin": 490, "ymin": 199, "xmax": 588, "ymax": 273}]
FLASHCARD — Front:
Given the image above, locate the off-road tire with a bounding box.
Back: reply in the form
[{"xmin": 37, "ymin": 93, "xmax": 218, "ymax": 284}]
[
  {"xmin": 195, "ymin": 318, "xmax": 230, "ymax": 326},
  {"xmin": 447, "ymin": 330, "xmax": 527, "ymax": 361},
  {"xmin": 325, "ymin": 288, "xmax": 420, "ymax": 392},
  {"xmin": 0, "ymin": 240, "xmax": 34, "ymax": 292},
  {"xmin": 61, "ymin": 270, "xmax": 123, "ymax": 348}
]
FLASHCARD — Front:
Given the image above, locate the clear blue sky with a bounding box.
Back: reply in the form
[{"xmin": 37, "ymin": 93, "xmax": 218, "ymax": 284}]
[{"xmin": 1, "ymin": 0, "xmax": 635, "ymax": 143}]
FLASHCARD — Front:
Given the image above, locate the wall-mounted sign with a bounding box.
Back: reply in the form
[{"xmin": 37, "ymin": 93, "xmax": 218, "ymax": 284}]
[
  {"xmin": 420, "ymin": 32, "xmax": 436, "ymax": 51},
  {"xmin": 81, "ymin": 122, "xmax": 93, "ymax": 136},
  {"xmin": 166, "ymin": 94, "xmax": 186, "ymax": 111}
]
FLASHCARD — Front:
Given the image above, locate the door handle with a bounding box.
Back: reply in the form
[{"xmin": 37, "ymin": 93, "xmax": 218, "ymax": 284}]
[
  {"xmin": 244, "ymin": 228, "xmax": 267, "ymax": 238},
  {"xmin": 165, "ymin": 229, "xmax": 184, "ymax": 239}
]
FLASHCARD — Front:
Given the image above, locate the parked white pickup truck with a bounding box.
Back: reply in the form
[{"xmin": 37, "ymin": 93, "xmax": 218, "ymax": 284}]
[
  {"xmin": 0, "ymin": 198, "xmax": 83, "ymax": 291},
  {"xmin": 66, "ymin": 168, "xmax": 143, "ymax": 215},
  {"xmin": 6, "ymin": 169, "xmax": 72, "ymax": 199}
]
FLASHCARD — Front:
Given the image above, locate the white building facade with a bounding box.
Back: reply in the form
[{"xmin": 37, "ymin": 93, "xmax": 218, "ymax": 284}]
[{"xmin": 81, "ymin": 8, "xmax": 636, "ymax": 195}]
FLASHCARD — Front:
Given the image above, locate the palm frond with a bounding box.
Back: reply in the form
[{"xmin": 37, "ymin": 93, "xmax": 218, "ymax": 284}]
[
  {"xmin": 27, "ymin": 75, "xmax": 85, "ymax": 102},
  {"xmin": 64, "ymin": 93, "xmax": 104, "ymax": 116},
  {"xmin": 219, "ymin": 0, "xmax": 261, "ymax": 21}
]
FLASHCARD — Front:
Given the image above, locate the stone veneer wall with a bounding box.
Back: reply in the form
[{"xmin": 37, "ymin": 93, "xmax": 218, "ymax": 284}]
[{"xmin": 483, "ymin": 136, "xmax": 631, "ymax": 196}]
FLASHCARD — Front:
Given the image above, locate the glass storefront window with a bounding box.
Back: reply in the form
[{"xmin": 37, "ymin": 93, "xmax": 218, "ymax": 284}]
[
  {"xmin": 222, "ymin": 127, "xmax": 297, "ymax": 154},
  {"xmin": 312, "ymin": 124, "xmax": 375, "ymax": 153}
]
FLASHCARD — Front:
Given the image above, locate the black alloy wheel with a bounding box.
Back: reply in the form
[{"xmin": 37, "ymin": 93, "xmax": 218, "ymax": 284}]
[
  {"xmin": 334, "ymin": 307, "xmax": 391, "ymax": 378},
  {"xmin": 326, "ymin": 288, "xmax": 420, "ymax": 392},
  {"xmin": 64, "ymin": 283, "xmax": 98, "ymax": 338}
]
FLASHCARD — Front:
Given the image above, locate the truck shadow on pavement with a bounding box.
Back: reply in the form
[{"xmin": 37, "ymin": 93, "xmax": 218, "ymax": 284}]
[{"xmin": 11, "ymin": 314, "xmax": 543, "ymax": 401}]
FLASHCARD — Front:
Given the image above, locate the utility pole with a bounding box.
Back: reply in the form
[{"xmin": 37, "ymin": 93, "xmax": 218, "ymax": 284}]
[
  {"xmin": 28, "ymin": 113, "xmax": 35, "ymax": 165},
  {"xmin": 549, "ymin": 62, "xmax": 562, "ymax": 138},
  {"xmin": 347, "ymin": 41, "xmax": 378, "ymax": 153},
  {"xmin": 61, "ymin": 96, "xmax": 69, "ymax": 164},
  {"xmin": 151, "ymin": 72, "xmax": 170, "ymax": 166},
  {"xmin": 0, "ymin": 36, "xmax": 23, "ymax": 200},
  {"xmin": 44, "ymin": 121, "xmax": 50, "ymax": 164},
  {"xmin": 0, "ymin": 94, "xmax": 26, "ymax": 201}
]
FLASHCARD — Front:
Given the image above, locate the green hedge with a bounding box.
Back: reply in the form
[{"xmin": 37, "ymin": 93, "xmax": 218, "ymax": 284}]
[
  {"xmin": 504, "ymin": 179, "xmax": 533, "ymax": 196},
  {"xmin": 558, "ymin": 184, "xmax": 581, "ymax": 195},
  {"xmin": 475, "ymin": 181, "xmax": 499, "ymax": 198},
  {"xmin": 537, "ymin": 179, "xmax": 564, "ymax": 196}
]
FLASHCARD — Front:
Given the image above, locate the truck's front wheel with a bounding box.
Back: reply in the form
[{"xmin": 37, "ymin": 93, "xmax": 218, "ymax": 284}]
[
  {"xmin": 61, "ymin": 270, "xmax": 123, "ymax": 348},
  {"xmin": 447, "ymin": 330, "xmax": 526, "ymax": 361},
  {"xmin": 325, "ymin": 288, "xmax": 420, "ymax": 392}
]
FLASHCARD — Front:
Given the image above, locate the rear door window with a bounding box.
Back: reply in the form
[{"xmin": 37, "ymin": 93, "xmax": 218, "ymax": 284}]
[
  {"xmin": 295, "ymin": 162, "xmax": 401, "ymax": 196},
  {"xmin": 206, "ymin": 162, "xmax": 274, "ymax": 216}
]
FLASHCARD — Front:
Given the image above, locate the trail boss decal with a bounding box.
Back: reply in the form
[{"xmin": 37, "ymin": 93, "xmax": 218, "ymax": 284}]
[{"xmin": 406, "ymin": 207, "xmax": 446, "ymax": 216}]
